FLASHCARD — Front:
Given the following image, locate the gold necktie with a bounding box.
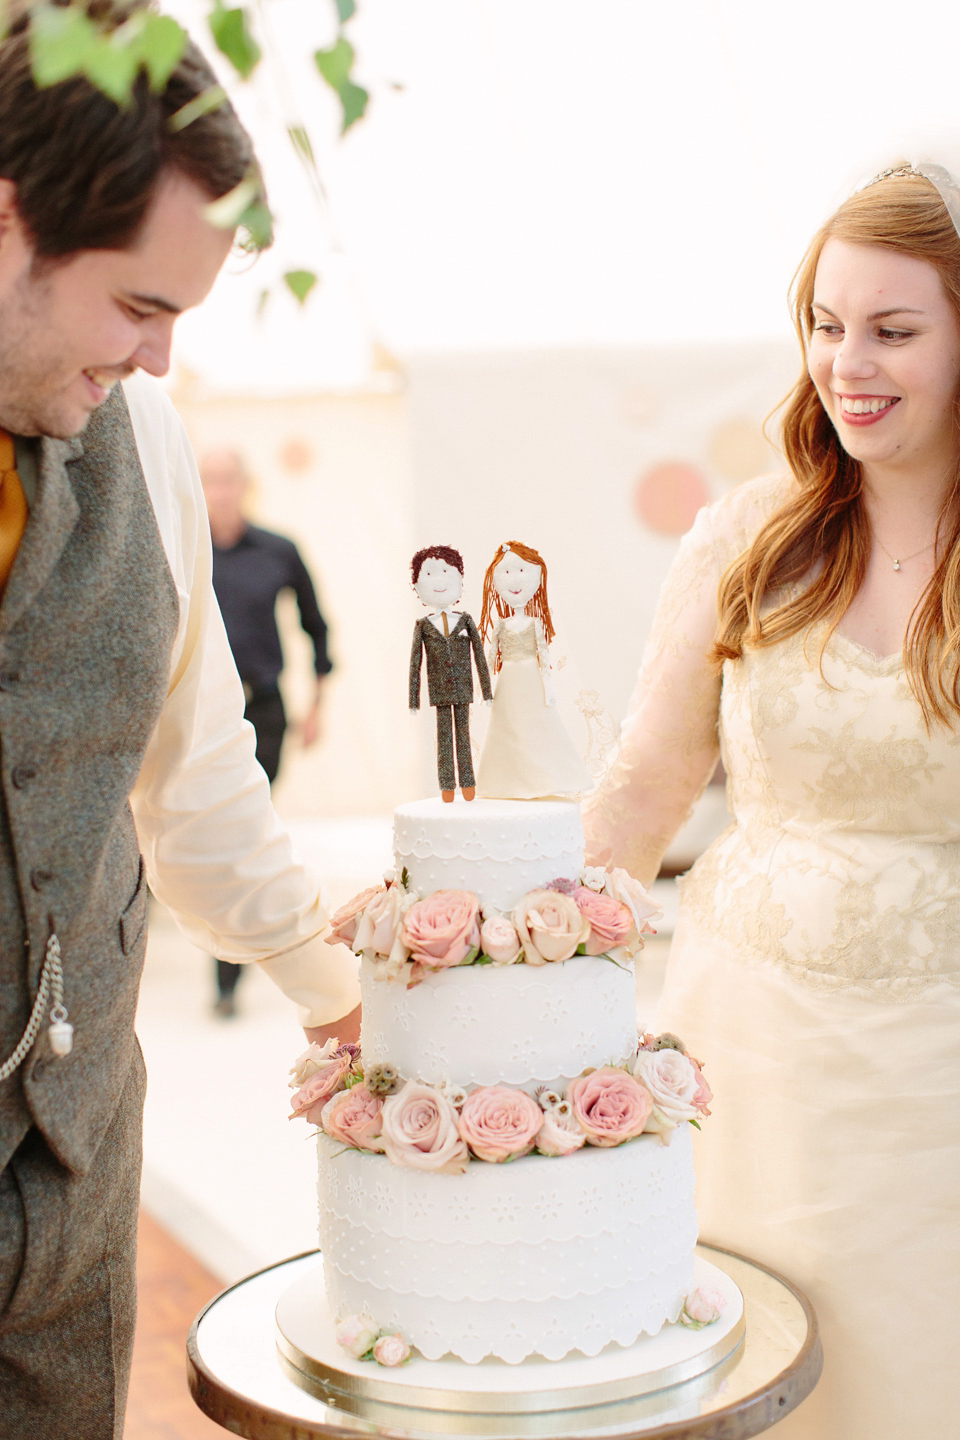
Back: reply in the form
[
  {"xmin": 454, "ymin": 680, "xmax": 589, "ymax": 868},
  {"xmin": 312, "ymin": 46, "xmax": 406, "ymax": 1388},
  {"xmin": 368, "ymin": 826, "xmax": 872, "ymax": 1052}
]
[
  {"xmin": 0, "ymin": 430, "xmax": 27, "ymax": 593},
  {"xmin": 441, "ymin": 612, "xmax": 449, "ymax": 637}
]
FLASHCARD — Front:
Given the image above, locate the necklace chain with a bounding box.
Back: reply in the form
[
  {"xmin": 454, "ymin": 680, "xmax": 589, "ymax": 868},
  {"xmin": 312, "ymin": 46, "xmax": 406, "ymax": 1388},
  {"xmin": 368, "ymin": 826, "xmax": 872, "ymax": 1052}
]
[{"xmin": 873, "ymin": 535, "xmax": 936, "ymax": 573}]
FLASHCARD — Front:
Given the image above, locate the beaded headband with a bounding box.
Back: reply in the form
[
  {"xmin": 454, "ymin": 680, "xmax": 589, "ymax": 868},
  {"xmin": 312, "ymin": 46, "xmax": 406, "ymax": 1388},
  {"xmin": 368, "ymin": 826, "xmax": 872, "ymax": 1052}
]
[{"xmin": 860, "ymin": 159, "xmax": 960, "ymax": 242}]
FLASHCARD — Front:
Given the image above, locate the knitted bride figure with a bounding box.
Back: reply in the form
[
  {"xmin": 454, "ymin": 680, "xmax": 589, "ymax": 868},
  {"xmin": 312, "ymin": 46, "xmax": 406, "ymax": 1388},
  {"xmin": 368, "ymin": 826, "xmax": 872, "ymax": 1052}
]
[{"xmin": 476, "ymin": 542, "xmax": 591, "ymax": 800}]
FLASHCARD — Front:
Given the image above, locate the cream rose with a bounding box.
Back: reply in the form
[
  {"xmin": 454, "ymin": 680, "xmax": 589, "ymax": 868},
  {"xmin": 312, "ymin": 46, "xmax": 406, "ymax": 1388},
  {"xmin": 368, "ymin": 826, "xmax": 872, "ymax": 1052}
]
[
  {"xmin": 535, "ymin": 1099, "xmax": 586, "ymax": 1156},
  {"xmin": 330, "ymin": 885, "xmax": 384, "ymax": 949},
  {"xmin": 354, "ymin": 885, "xmax": 416, "ymax": 978},
  {"xmin": 567, "ymin": 1066, "xmax": 652, "ymax": 1147},
  {"xmin": 321, "ymin": 1085, "xmax": 386, "ymax": 1152},
  {"xmin": 288, "ymin": 1038, "xmax": 338, "ymax": 1089},
  {"xmin": 479, "ymin": 913, "xmax": 523, "ymax": 964},
  {"xmin": 512, "ymin": 889, "xmax": 590, "ymax": 965},
  {"xmin": 336, "ymin": 1314, "xmax": 378, "ymax": 1358},
  {"xmin": 380, "ymin": 1081, "xmax": 469, "ymax": 1173},
  {"xmin": 573, "ymin": 887, "xmax": 634, "ymax": 955},
  {"xmin": 457, "ymin": 1086, "xmax": 543, "ymax": 1162},
  {"xmin": 402, "ymin": 890, "xmax": 481, "ymax": 969},
  {"xmin": 634, "ymin": 1049, "xmax": 699, "ymax": 1125},
  {"xmin": 603, "ymin": 868, "xmax": 662, "ymax": 936}
]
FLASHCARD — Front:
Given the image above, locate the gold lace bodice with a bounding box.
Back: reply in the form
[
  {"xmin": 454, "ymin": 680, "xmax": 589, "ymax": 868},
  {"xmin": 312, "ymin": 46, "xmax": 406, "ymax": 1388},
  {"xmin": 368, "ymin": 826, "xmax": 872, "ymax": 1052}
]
[{"xmin": 583, "ymin": 475, "xmax": 960, "ymax": 998}]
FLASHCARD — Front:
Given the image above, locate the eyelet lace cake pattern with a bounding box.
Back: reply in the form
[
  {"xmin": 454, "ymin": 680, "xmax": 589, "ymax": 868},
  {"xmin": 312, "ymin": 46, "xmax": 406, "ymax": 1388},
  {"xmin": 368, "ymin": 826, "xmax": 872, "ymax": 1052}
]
[
  {"xmin": 360, "ymin": 955, "xmax": 638, "ymax": 1087},
  {"xmin": 393, "ymin": 799, "xmax": 585, "ymax": 910},
  {"xmin": 317, "ymin": 1131, "xmax": 696, "ymax": 1363}
]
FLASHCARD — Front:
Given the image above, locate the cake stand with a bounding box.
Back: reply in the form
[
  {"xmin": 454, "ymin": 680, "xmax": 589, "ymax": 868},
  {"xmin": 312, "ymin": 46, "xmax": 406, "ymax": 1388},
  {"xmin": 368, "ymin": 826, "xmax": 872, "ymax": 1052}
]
[{"xmin": 187, "ymin": 1243, "xmax": 822, "ymax": 1439}]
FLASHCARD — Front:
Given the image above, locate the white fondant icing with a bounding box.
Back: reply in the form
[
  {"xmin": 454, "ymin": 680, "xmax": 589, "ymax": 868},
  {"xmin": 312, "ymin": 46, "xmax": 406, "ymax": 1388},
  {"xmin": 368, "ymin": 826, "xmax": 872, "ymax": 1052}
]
[
  {"xmin": 394, "ymin": 796, "xmax": 585, "ymax": 911},
  {"xmin": 317, "ymin": 1126, "xmax": 698, "ymax": 1364},
  {"xmin": 360, "ymin": 954, "xmax": 637, "ymax": 1090}
]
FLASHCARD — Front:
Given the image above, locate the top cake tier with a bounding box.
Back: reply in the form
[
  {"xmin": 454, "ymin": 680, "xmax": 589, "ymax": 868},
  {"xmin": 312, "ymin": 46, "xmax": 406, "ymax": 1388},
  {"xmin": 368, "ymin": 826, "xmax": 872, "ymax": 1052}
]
[{"xmin": 393, "ymin": 797, "xmax": 585, "ymax": 912}]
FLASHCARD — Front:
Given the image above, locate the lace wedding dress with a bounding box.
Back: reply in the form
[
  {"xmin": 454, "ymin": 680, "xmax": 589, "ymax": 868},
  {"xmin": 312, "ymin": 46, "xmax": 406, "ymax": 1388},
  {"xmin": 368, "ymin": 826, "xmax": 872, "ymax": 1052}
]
[
  {"xmin": 583, "ymin": 475, "xmax": 960, "ymax": 1439},
  {"xmin": 477, "ymin": 616, "xmax": 591, "ymax": 800}
]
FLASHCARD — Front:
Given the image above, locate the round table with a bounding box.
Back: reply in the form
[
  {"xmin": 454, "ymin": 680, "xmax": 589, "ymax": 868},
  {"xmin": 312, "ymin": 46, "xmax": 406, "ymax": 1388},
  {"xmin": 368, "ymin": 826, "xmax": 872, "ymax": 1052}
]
[{"xmin": 187, "ymin": 1244, "xmax": 822, "ymax": 1440}]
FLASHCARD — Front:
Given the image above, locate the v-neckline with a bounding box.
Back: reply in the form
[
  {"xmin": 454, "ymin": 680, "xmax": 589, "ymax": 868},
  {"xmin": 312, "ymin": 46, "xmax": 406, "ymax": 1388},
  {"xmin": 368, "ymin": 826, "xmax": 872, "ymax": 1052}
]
[{"xmin": 829, "ymin": 626, "xmax": 903, "ymax": 673}]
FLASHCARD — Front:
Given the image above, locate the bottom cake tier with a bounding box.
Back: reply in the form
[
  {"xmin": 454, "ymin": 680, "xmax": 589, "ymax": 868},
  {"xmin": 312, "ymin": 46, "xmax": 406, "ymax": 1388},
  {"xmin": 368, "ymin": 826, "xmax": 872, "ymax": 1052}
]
[{"xmin": 316, "ymin": 1123, "xmax": 698, "ymax": 1364}]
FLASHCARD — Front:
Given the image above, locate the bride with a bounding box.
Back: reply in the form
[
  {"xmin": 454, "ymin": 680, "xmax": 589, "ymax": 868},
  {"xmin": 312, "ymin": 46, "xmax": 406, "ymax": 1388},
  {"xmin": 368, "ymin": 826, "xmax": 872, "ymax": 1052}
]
[
  {"xmin": 476, "ymin": 541, "xmax": 590, "ymax": 800},
  {"xmin": 584, "ymin": 158, "xmax": 960, "ymax": 1438}
]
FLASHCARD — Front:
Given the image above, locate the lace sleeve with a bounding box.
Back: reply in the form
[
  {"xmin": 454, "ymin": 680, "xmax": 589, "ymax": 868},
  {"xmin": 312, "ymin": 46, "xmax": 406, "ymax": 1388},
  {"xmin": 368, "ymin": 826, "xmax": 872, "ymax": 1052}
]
[
  {"xmin": 534, "ymin": 618, "xmax": 557, "ymax": 706},
  {"xmin": 582, "ymin": 504, "xmax": 726, "ymax": 885}
]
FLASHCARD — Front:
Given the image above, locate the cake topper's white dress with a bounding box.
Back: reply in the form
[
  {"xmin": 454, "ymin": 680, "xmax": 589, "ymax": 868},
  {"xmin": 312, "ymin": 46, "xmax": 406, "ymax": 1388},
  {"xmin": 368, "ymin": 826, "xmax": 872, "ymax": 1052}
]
[{"xmin": 476, "ymin": 544, "xmax": 591, "ymax": 800}]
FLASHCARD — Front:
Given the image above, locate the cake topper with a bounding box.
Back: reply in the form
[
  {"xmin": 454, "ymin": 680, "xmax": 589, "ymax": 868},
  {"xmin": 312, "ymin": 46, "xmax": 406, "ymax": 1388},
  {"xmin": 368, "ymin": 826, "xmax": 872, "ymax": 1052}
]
[
  {"xmin": 476, "ymin": 542, "xmax": 591, "ymax": 800},
  {"xmin": 409, "ymin": 545, "xmax": 493, "ymax": 803}
]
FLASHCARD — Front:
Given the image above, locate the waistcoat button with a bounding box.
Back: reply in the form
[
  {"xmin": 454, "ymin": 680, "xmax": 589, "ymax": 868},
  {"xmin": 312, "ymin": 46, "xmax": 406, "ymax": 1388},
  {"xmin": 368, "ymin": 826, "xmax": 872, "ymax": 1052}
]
[
  {"xmin": 30, "ymin": 868, "xmax": 53, "ymax": 890},
  {"xmin": 11, "ymin": 765, "xmax": 36, "ymax": 789}
]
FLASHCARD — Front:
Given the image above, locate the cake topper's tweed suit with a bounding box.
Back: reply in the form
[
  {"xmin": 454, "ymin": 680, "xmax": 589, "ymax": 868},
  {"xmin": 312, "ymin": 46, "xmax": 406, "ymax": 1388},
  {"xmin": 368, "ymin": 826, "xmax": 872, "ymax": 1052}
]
[
  {"xmin": 0, "ymin": 386, "xmax": 178, "ymax": 1436},
  {"xmin": 409, "ymin": 612, "xmax": 492, "ymax": 792}
]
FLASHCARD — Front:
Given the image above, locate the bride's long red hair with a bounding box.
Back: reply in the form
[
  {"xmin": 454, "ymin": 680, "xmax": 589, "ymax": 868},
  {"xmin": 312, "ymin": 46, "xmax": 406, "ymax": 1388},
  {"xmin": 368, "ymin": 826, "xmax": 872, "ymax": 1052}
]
[
  {"xmin": 479, "ymin": 542, "xmax": 555, "ymax": 671},
  {"xmin": 713, "ymin": 173, "xmax": 960, "ymax": 725}
]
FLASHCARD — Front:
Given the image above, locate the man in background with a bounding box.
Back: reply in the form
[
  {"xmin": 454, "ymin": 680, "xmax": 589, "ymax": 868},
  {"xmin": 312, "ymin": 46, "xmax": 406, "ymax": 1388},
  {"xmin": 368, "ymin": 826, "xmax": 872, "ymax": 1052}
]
[{"xmin": 201, "ymin": 447, "xmax": 333, "ymax": 1015}]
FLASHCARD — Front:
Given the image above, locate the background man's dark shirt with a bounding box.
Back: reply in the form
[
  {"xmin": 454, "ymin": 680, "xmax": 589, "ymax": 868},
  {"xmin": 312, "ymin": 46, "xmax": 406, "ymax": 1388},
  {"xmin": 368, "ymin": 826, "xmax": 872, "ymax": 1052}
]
[{"xmin": 211, "ymin": 524, "xmax": 332, "ymax": 695}]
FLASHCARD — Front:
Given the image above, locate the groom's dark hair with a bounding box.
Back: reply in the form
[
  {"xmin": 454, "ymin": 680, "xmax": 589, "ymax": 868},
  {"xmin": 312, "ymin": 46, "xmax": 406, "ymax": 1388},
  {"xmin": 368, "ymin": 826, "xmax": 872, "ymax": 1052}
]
[
  {"xmin": 0, "ymin": 0, "xmax": 262, "ymax": 259},
  {"xmin": 410, "ymin": 545, "xmax": 464, "ymax": 585}
]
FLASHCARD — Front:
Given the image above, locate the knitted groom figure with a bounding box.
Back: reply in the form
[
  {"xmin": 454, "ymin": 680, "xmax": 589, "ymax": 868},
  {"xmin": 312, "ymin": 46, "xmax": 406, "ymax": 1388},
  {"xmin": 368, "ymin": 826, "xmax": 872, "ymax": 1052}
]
[{"xmin": 409, "ymin": 545, "xmax": 492, "ymax": 802}]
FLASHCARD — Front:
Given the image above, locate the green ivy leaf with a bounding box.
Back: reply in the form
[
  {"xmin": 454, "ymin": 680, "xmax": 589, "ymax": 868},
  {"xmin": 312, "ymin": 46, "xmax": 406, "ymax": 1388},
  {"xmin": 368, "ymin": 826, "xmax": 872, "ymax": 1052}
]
[
  {"xmin": 204, "ymin": 172, "xmax": 261, "ymax": 230},
  {"xmin": 82, "ymin": 35, "xmax": 139, "ymax": 106},
  {"xmin": 283, "ymin": 269, "xmax": 319, "ymax": 305},
  {"xmin": 209, "ymin": 2, "xmax": 261, "ymax": 80},
  {"xmin": 238, "ymin": 199, "xmax": 273, "ymax": 250},
  {"xmin": 339, "ymin": 78, "xmax": 368, "ymax": 133},
  {"xmin": 334, "ymin": 0, "xmax": 357, "ymax": 21},
  {"xmin": 314, "ymin": 34, "xmax": 353, "ymax": 91},
  {"xmin": 30, "ymin": 4, "xmax": 97, "ymax": 88},
  {"xmin": 137, "ymin": 13, "xmax": 188, "ymax": 92}
]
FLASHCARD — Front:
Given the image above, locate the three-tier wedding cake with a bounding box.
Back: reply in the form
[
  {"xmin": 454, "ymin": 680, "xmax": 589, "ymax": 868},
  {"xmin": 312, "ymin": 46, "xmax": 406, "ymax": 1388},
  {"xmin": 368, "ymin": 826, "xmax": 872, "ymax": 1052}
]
[{"xmin": 288, "ymin": 795, "xmax": 714, "ymax": 1367}]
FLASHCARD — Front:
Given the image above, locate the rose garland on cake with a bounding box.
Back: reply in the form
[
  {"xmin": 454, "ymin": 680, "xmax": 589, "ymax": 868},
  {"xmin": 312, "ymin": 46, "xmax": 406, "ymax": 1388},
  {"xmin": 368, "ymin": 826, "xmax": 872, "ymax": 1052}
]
[
  {"xmin": 327, "ymin": 865, "xmax": 661, "ymax": 985},
  {"xmin": 289, "ymin": 1032, "xmax": 713, "ymax": 1167}
]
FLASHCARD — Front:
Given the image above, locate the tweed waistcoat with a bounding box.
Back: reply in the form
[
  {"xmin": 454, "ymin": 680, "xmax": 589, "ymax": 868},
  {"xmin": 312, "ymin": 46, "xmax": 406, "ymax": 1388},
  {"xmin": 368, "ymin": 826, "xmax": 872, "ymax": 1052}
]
[
  {"xmin": 409, "ymin": 613, "xmax": 492, "ymax": 709},
  {"xmin": 0, "ymin": 386, "xmax": 178, "ymax": 1175}
]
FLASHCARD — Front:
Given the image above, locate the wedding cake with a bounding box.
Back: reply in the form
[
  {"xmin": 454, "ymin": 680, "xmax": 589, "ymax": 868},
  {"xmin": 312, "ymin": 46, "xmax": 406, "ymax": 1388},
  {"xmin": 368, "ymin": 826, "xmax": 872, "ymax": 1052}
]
[{"xmin": 289, "ymin": 795, "xmax": 715, "ymax": 1367}]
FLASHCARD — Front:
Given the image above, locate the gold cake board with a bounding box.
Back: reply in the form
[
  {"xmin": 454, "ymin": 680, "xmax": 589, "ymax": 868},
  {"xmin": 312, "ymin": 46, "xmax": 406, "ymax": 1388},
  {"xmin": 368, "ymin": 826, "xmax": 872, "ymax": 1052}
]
[{"xmin": 275, "ymin": 1252, "xmax": 745, "ymax": 1431}]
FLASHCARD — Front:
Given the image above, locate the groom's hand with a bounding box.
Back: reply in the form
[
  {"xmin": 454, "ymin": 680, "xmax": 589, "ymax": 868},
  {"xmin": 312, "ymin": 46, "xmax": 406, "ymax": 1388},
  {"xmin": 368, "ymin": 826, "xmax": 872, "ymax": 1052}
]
[{"xmin": 304, "ymin": 1003, "xmax": 361, "ymax": 1048}]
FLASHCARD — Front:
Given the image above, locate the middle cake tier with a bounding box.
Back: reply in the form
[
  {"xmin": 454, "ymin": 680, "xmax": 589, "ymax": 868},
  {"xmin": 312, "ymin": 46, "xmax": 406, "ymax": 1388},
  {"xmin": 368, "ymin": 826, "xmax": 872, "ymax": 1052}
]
[{"xmin": 359, "ymin": 954, "xmax": 637, "ymax": 1091}]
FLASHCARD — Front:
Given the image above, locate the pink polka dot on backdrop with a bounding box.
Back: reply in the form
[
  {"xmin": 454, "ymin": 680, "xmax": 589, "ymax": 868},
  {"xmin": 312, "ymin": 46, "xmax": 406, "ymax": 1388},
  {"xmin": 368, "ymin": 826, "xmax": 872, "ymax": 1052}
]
[{"xmin": 633, "ymin": 461, "xmax": 710, "ymax": 536}]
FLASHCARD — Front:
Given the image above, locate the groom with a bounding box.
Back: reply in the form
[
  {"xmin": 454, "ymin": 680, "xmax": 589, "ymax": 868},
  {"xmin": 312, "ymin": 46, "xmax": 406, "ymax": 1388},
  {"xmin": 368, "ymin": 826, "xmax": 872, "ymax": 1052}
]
[{"xmin": 0, "ymin": 8, "xmax": 358, "ymax": 1436}]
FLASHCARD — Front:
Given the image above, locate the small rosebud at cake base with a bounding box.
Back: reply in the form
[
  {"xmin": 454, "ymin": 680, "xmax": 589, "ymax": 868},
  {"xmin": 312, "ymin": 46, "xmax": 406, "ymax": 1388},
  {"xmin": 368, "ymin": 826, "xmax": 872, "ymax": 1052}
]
[
  {"xmin": 680, "ymin": 1286, "xmax": 727, "ymax": 1328},
  {"xmin": 336, "ymin": 1315, "xmax": 379, "ymax": 1358}
]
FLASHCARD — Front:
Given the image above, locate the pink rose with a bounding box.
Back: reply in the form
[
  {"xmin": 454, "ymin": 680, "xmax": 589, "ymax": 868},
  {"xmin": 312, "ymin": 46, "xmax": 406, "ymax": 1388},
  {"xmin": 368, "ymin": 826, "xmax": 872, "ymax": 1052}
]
[
  {"xmin": 330, "ymin": 885, "xmax": 384, "ymax": 948},
  {"xmin": 567, "ymin": 1066, "xmax": 653, "ymax": 1148},
  {"xmin": 402, "ymin": 890, "xmax": 480, "ymax": 969},
  {"xmin": 321, "ymin": 1085, "xmax": 385, "ymax": 1152},
  {"xmin": 479, "ymin": 913, "xmax": 522, "ymax": 964},
  {"xmin": 336, "ymin": 1314, "xmax": 378, "ymax": 1357},
  {"xmin": 380, "ymin": 1081, "xmax": 469, "ymax": 1173},
  {"xmin": 573, "ymin": 887, "xmax": 634, "ymax": 955},
  {"xmin": 691, "ymin": 1059, "xmax": 713, "ymax": 1117},
  {"xmin": 603, "ymin": 868, "xmax": 662, "ymax": 935},
  {"xmin": 634, "ymin": 1049, "xmax": 699, "ymax": 1126},
  {"xmin": 681, "ymin": 1286, "xmax": 727, "ymax": 1327},
  {"xmin": 513, "ymin": 889, "xmax": 590, "ymax": 965},
  {"xmin": 373, "ymin": 1333, "xmax": 410, "ymax": 1366},
  {"xmin": 535, "ymin": 1100, "xmax": 586, "ymax": 1156},
  {"xmin": 288, "ymin": 1038, "xmax": 338, "ymax": 1088},
  {"xmin": 289, "ymin": 1051, "xmax": 353, "ymax": 1123},
  {"xmin": 457, "ymin": 1086, "xmax": 543, "ymax": 1162}
]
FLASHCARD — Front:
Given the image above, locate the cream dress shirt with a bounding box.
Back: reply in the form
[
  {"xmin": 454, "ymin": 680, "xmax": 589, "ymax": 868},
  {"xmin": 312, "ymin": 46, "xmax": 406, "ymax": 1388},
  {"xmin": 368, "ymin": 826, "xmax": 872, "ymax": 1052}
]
[{"xmin": 122, "ymin": 373, "xmax": 358, "ymax": 1027}]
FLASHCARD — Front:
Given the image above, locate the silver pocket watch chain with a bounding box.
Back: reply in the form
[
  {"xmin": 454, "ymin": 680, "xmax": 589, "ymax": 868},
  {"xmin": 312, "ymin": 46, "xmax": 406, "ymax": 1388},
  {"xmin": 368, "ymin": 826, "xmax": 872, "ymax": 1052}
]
[{"xmin": 0, "ymin": 932, "xmax": 72, "ymax": 1083}]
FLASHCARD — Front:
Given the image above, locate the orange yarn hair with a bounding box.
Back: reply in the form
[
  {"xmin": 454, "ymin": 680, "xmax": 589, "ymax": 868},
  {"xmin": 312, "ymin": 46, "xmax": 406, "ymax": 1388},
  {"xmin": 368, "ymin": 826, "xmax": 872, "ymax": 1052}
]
[{"xmin": 479, "ymin": 542, "xmax": 556, "ymax": 671}]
